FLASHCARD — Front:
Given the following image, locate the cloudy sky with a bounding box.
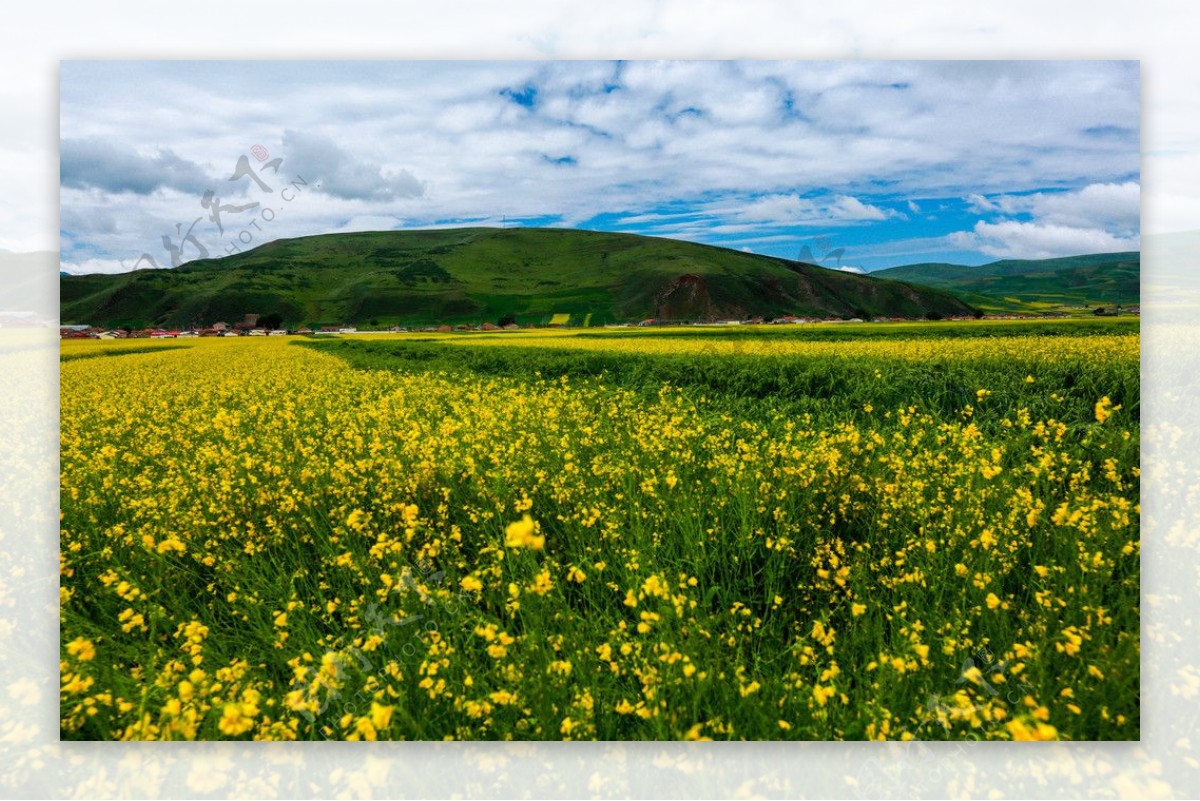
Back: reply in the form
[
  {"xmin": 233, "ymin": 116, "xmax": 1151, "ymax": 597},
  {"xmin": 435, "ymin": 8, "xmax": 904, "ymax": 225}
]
[{"xmin": 59, "ymin": 60, "xmax": 1140, "ymax": 274}]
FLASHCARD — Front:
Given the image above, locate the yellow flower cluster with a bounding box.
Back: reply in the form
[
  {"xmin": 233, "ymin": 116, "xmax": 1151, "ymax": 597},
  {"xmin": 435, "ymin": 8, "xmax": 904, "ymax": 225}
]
[
  {"xmin": 59, "ymin": 331, "xmax": 1138, "ymax": 741},
  {"xmin": 433, "ymin": 327, "xmax": 1138, "ymax": 365},
  {"xmin": 504, "ymin": 515, "xmax": 545, "ymax": 550}
]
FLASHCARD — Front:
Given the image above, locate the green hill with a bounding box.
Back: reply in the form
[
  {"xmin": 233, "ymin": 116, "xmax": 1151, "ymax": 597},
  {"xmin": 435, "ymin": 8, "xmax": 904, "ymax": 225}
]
[
  {"xmin": 60, "ymin": 228, "xmax": 978, "ymax": 328},
  {"xmin": 871, "ymin": 252, "xmax": 1139, "ymax": 313}
]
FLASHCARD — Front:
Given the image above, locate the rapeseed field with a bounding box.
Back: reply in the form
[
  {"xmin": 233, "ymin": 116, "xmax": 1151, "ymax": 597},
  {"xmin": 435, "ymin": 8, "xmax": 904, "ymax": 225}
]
[{"xmin": 59, "ymin": 322, "xmax": 1139, "ymax": 740}]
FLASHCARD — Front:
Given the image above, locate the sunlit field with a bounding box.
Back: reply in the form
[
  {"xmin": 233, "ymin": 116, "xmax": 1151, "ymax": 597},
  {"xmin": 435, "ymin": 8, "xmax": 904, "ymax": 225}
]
[{"xmin": 60, "ymin": 319, "xmax": 1139, "ymax": 741}]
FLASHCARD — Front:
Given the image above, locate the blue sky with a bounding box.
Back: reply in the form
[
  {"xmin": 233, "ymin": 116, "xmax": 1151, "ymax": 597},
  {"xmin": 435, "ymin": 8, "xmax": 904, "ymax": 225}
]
[{"xmin": 59, "ymin": 60, "xmax": 1140, "ymax": 274}]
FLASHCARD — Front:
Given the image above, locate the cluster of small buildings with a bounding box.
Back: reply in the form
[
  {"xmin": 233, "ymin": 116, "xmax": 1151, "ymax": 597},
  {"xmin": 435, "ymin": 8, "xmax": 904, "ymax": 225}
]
[
  {"xmin": 631, "ymin": 316, "xmax": 870, "ymax": 327},
  {"xmin": 627, "ymin": 313, "xmax": 996, "ymax": 327},
  {"xmin": 62, "ymin": 314, "xmax": 291, "ymax": 339},
  {"xmin": 380, "ymin": 323, "xmax": 522, "ymax": 334},
  {"xmin": 60, "ymin": 322, "xmax": 293, "ymax": 339},
  {"xmin": 62, "ymin": 306, "xmax": 1111, "ymax": 340},
  {"xmin": 59, "ymin": 319, "xmax": 532, "ymax": 339}
]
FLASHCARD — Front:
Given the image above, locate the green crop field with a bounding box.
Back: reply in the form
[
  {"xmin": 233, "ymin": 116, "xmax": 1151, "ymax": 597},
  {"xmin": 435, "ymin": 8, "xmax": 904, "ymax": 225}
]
[{"xmin": 60, "ymin": 318, "xmax": 1139, "ymax": 741}]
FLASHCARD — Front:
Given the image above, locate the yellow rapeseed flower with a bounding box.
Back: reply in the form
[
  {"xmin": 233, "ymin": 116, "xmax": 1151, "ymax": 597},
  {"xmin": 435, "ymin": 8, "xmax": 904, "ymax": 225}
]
[
  {"xmin": 1094, "ymin": 396, "xmax": 1120, "ymax": 423},
  {"xmin": 370, "ymin": 702, "xmax": 393, "ymax": 730},
  {"xmin": 218, "ymin": 703, "xmax": 256, "ymax": 736},
  {"xmin": 1007, "ymin": 718, "xmax": 1058, "ymax": 741},
  {"xmin": 505, "ymin": 515, "xmax": 545, "ymax": 550},
  {"xmin": 66, "ymin": 637, "xmax": 95, "ymax": 661},
  {"xmin": 530, "ymin": 569, "xmax": 554, "ymax": 595}
]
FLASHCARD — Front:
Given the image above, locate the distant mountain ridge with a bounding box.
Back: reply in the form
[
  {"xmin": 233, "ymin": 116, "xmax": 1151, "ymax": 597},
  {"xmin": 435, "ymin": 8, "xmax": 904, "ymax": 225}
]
[
  {"xmin": 59, "ymin": 227, "xmax": 979, "ymax": 328},
  {"xmin": 871, "ymin": 252, "xmax": 1139, "ymax": 313}
]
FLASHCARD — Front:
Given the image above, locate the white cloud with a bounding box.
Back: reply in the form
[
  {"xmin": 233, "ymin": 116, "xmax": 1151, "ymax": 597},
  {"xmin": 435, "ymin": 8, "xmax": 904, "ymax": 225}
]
[
  {"xmin": 732, "ymin": 193, "xmax": 898, "ymax": 225},
  {"xmin": 1025, "ymin": 182, "xmax": 1140, "ymax": 234},
  {"xmin": 736, "ymin": 194, "xmax": 808, "ymax": 223},
  {"xmin": 57, "ymin": 61, "xmax": 1141, "ymax": 270},
  {"xmin": 834, "ymin": 195, "xmax": 904, "ymax": 221},
  {"xmin": 965, "ymin": 182, "xmax": 1140, "ymax": 235},
  {"xmin": 949, "ymin": 220, "xmax": 1140, "ymax": 260},
  {"xmin": 330, "ymin": 214, "xmax": 407, "ymax": 233},
  {"xmin": 281, "ymin": 130, "xmax": 425, "ymax": 201},
  {"xmin": 836, "ymin": 265, "xmax": 865, "ymax": 274},
  {"xmin": 952, "ymin": 181, "xmax": 1141, "ymax": 260},
  {"xmin": 60, "ymin": 138, "xmax": 213, "ymax": 195},
  {"xmin": 965, "ymin": 193, "xmax": 997, "ymax": 214}
]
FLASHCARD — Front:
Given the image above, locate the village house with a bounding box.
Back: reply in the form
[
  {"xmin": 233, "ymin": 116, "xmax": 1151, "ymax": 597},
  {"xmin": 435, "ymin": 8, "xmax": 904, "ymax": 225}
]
[{"xmin": 59, "ymin": 324, "xmax": 98, "ymax": 339}]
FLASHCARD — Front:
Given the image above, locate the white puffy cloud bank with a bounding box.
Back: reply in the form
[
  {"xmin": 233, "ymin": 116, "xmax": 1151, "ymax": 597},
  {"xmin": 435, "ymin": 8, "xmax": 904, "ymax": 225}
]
[
  {"xmin": 954, "ymin": 182, "xmax": 1141, "ymax": 259},
  {"xmin": 950, "ymin": 181, "xmax": 1137, "ymax": 260}
]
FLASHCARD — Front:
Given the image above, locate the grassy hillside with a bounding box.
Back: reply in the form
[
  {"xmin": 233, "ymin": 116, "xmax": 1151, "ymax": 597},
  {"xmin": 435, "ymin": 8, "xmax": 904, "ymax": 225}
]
[
  {"xmin": 60, "ymin": 228, "xmax": 978, "ymax": 328},
  {"xmin": 872, "ymin": 252, "xmax": 1139, "ymax": 313}
]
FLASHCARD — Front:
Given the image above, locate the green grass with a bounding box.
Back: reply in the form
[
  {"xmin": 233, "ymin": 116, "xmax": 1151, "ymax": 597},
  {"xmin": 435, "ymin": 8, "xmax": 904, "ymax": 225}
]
[{"xmin": 304, "ymin": 318, "xmax": 1140, "ymax": 426}]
